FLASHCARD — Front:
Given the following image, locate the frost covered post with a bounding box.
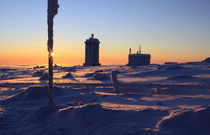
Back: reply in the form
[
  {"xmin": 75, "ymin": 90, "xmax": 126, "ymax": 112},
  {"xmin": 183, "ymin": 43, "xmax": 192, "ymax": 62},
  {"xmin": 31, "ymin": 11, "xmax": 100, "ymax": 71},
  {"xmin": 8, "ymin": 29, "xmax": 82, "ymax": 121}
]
[
  {"xmin": 47, "ymin": 0, "xmax": 59, "ymax": 103},
  {"xmin": 111, "ymin": 71, "xmax": 119, "ymax": 92}
]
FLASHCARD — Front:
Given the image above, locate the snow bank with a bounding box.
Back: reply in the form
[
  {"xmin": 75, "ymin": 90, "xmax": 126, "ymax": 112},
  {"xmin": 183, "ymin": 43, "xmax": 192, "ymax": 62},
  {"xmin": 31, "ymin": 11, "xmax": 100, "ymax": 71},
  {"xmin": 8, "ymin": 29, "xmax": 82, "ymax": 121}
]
[
  {"xmin": 21, "ymin": 86, "xmax": 48, "ymax": 100},
  {"xmin": 8, "ymin": 86, "xmax": 67, "ymax": 101},
  {"xmin": 156, "ymin": 105, "xmax": 210, "ymax": 135},
  {"xmin": 36, "ymin": 103, "xmax": 167, "ymax": 135},
  {"xmin": 0, "ymin": 100, "xmax": 167, "ymax": 135}
]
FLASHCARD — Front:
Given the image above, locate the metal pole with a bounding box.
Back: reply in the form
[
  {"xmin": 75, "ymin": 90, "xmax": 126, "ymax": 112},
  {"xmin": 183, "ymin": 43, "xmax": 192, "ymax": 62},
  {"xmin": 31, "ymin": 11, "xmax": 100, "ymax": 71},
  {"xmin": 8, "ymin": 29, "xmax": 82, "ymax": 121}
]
[{"xmin": 111, "ymin": 71, "xmax": 119, "ymax": 93}]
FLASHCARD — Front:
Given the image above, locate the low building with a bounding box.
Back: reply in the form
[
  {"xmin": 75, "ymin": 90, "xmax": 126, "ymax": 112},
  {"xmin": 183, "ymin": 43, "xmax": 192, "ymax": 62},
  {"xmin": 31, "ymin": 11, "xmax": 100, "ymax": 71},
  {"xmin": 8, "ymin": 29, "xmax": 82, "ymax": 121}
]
[
  {"xmin": 127, "ymin": 46, "xmax": 151, "ymax": 66},
  {"xmin": 202, "ymin": 57, "xmax": 210, "ymax": 63}
]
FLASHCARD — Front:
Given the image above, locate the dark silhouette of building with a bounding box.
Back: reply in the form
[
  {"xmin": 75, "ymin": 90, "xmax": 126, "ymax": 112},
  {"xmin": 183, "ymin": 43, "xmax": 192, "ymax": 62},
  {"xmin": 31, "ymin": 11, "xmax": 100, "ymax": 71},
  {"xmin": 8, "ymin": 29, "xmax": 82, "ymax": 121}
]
[
  {"xmin": 83, "ymin": 34, "xmax": 101, "ymax": 66},
  {"xmin": 127, "ymin": 46, "xmax": 151, "ymax": 66},
  {"xmin": 202, "ymin": 57, "xmax": 210, "ymax": 63}
]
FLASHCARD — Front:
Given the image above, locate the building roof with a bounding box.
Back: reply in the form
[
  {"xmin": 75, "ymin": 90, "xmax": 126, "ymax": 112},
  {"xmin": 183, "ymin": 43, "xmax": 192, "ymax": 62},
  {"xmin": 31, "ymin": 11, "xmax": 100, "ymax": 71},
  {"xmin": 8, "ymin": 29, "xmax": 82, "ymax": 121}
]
[{"xmin": 85, "ymin": 34, "xmax": 100, "ymax": 43}]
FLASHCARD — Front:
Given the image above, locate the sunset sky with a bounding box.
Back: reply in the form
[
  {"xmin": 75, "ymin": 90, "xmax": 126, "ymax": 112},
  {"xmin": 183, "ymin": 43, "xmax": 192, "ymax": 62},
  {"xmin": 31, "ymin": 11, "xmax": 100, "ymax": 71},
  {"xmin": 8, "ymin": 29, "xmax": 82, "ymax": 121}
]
[{"xmin": 0, "ymin": 0, "xmax": 210, "ymax": 65}]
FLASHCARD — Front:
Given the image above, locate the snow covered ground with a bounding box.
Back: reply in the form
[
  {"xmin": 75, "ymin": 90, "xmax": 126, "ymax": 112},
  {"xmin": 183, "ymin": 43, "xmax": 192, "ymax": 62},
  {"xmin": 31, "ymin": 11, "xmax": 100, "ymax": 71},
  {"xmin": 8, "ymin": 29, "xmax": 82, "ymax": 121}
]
[{"xmin": 0, "ymin": 62, "xmax": 210, "ymax": 135}]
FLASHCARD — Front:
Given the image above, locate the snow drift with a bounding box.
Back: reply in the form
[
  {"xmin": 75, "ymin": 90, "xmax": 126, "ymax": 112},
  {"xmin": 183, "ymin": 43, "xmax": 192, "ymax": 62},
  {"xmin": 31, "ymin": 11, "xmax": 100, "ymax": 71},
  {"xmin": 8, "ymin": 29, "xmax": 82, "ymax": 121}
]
[{"xmin": 156, "ymin": 106, "xmax": 210, "ymax": 135}]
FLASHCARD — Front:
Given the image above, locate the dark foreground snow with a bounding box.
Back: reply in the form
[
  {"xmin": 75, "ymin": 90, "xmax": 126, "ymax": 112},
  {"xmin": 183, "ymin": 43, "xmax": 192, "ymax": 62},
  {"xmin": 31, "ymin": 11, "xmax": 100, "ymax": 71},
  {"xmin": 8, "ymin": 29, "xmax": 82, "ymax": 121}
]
[{"xmin": 0, "ymin": 63, "xmax": 210, "ymax": 135}]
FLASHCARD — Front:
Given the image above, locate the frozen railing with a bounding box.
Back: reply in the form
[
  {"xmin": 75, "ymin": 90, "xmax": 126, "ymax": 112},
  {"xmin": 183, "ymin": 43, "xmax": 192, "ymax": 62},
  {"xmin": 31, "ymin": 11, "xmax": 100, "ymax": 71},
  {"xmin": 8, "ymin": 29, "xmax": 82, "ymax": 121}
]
[
  {"xmin": 0, "ymin": 71, "xmax": 210, "ymax": 93},
  {"xmin": 110, "ymin": 71, "xmax": 210, "ymax": 93}
]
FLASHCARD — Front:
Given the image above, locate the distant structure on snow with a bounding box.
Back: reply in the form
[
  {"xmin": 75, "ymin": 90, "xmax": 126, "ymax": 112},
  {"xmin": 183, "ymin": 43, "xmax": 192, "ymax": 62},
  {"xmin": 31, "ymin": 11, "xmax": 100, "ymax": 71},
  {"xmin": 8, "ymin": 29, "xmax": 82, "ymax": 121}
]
[
  {"xmin": 83, "ymin": 34, "xmax": 101, "ymax": 66},
  {"xmin": 127, "ymin": 46, "xmax": 151, "ymax": 66},
  {"xmin": 202, "ymin": 57, "xmax": 210, "ymax": 63},
  {"xmin": 165, "ymin": 62, "xmax": 178, "ymax": 64}
]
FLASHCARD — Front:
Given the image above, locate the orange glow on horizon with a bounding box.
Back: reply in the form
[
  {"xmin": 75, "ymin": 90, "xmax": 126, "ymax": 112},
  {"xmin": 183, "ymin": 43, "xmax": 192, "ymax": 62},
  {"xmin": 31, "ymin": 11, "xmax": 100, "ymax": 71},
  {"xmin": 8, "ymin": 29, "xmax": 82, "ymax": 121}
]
[{"xmin": 0, "ymin": 45, "xmax": 207, "ymax": 65}]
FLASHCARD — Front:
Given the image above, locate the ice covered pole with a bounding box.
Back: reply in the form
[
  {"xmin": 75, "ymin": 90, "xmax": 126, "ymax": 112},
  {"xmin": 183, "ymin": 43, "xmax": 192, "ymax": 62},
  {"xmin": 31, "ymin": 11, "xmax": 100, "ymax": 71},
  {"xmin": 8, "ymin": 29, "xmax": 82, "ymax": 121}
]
[{"xmin": 47, "ymin": 0, "xmax": 59, "ymax": 104}]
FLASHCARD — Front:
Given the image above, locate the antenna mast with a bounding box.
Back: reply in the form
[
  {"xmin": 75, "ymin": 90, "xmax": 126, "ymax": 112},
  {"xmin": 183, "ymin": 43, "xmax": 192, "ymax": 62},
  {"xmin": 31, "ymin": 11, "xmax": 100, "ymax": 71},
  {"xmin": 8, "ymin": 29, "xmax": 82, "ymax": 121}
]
[{"xmin": 139, "ymin": 43, "xmax": 141, "ymax": 54}]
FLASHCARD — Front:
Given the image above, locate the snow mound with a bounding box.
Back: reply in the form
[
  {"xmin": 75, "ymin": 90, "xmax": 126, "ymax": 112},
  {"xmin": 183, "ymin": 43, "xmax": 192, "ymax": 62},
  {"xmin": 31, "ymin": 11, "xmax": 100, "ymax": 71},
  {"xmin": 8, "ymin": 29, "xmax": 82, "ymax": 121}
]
[
  {"xmin": 39, "ymin": 73, "xmax": 49, "ymax": 80},
  {"xmin": 156, "ymin": 106, "xmax": 210, "ymax": 134},
  {"xmin": 0, "ymin": 74, "xmax": 8, "ymax": 79},
  {"xmin": 83, "ymin": 70, "xmax": 104, "ymax": 77},
  {"xmin": 83, "ymin": 72, "xmax": 95, "ymax": 77},
  {"xmin": 0, "ymin": 103, "xmax": 166, "ymax": 135},
  {"xmin": 62, "ymin": 72, "xmax": 73, "ymax": 78},
  {"xmin": 92, "ymin": 73, "xmax": 110, "ymax": 80},
  {"xmin": 46, "ymin": 104, "xmax": 167, "ymax": 135},
  {"xmin": 21, "ymin": 86, "xmax": 48, "ymax": 100},
  {"xmin": 30, "ymin": 105, "xmax": 57, "ymax": 121},
  {"xmin": 9, "ymin": 86, "xmax": 67, "ymax": 101}
]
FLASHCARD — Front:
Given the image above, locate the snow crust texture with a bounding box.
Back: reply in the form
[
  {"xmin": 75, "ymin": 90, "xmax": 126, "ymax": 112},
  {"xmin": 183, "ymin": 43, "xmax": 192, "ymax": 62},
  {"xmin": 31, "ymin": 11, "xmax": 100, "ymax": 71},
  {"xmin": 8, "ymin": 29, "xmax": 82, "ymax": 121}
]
[{"xmin": 0, "ymin": 63, "xmax": 210, "ymax": 135}]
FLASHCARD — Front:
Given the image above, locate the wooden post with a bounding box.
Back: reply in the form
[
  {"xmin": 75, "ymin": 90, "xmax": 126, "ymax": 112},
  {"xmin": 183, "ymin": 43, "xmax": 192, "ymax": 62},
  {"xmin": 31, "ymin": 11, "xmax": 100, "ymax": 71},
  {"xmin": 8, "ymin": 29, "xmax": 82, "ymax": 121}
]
[
  {"xmin": 47, "ymin": 0, "xmax": 59, "ymax": 104},
  {"xmin": 111, "ymin": 71, "xmax": 119, "ymax": 92},
  {"xmin": 154, "ymin": 87, "xmax": 161, "ymax": 94}
]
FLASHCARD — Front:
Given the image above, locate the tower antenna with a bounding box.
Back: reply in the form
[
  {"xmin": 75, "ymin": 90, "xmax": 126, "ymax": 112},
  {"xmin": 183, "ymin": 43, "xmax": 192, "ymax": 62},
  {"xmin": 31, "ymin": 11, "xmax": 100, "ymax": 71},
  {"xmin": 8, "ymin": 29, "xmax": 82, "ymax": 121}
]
[{"xmin": 139, "ymin": 43, "xmax": 141, "ymax": 54}]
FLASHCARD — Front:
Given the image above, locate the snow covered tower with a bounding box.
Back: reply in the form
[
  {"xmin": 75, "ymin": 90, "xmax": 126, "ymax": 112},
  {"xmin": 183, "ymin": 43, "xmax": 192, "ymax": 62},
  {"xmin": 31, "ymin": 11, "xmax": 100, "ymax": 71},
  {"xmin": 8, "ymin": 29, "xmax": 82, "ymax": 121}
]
[
  {"xmin": 83, "ymin": 34, "xmax": 101, "ymax": 66},
  {"xmin": 127, "ymin": 46, "xmax": 151, "ymax": 66}
]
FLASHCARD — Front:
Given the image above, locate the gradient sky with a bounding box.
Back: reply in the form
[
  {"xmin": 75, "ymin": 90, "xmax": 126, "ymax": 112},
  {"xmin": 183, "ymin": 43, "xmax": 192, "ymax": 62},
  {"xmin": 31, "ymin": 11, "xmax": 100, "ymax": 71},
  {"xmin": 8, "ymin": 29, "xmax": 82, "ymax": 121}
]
[{"xmin": 0, "ymin": 0, "xmax": 210, "ymax": 65}]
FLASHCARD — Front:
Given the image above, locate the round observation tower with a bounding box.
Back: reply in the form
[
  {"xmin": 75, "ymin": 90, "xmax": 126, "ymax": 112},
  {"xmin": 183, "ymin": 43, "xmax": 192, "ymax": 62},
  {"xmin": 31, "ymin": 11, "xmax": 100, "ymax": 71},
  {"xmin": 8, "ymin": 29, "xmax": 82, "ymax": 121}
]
[{"xmin": 83, "ymin": 34, "xmax": 101, "ymax": 66}]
